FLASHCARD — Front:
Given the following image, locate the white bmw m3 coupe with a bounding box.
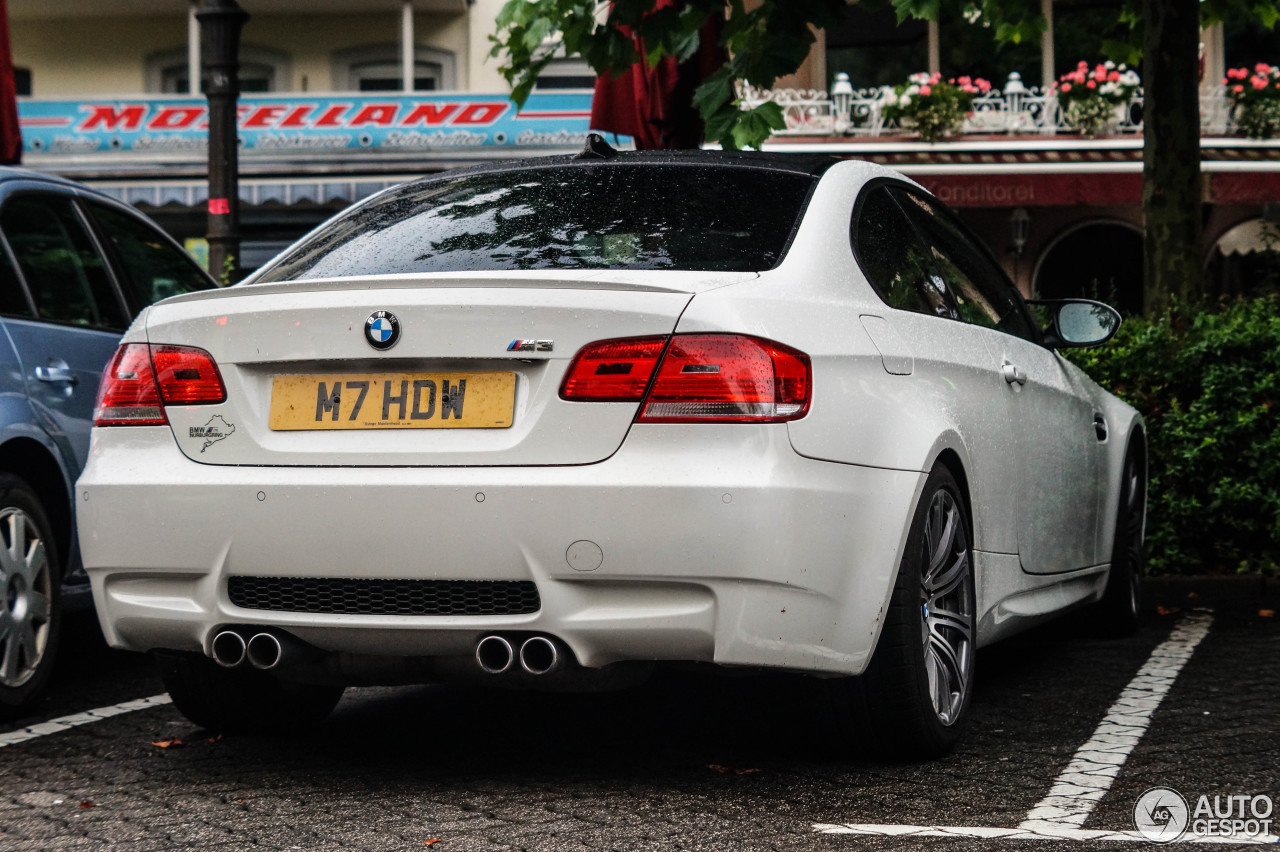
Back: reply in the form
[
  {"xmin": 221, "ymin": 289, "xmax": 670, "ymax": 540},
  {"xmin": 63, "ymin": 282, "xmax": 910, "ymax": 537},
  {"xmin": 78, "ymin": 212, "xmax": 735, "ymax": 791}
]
[{"xmin": 76, "ymin": 142, "xmax": 1145, "ymax": 757}]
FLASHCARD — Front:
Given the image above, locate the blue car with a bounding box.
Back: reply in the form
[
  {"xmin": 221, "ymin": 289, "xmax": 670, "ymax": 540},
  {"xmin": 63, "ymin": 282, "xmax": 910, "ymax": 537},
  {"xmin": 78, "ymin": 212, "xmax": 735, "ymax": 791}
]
[{"xmin": 0, "ymin": 168, "xmax": 215, "ymax": 717}]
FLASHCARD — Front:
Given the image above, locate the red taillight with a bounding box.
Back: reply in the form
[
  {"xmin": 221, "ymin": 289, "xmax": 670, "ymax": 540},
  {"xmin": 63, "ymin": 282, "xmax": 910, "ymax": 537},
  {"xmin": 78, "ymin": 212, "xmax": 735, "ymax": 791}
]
[
  {"xmin": 640, "ymin": 335, "xmax": 810, "ymax": 423},
  {"xmin": 561, "ymin": 334, "xmax": 810, "ymax": 423},
  {"xmin": 560, "ymin": 336, "xmax": 668, "ymax": 401},
  {"xmin": 151, "ymin": 345, "xmax": 226, "ymax": 405},
  {"xmin": 94, "ymin": 343, "xmax": 225, "ymax": 426}
]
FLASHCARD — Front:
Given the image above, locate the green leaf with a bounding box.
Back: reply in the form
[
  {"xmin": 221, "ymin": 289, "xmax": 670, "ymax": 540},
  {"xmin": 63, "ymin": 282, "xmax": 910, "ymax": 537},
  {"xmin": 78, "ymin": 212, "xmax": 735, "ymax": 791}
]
[{"xmin": 731, "ymin": 101, "xmax": 787, "ymax": 149}]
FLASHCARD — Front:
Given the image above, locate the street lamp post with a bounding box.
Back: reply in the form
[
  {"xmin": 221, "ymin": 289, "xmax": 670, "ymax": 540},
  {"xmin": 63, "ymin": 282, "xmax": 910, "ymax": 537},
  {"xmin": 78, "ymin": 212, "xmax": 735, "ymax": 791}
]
[{"xmin": 197, "ymin": 0, "xmax": 249, "ymax": 285}]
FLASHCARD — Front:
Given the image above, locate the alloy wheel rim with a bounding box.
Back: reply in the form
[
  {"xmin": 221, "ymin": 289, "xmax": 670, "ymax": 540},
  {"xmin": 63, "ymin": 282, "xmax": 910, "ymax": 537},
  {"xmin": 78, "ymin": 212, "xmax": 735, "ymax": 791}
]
[
  {"xmin": 919, "ymin": 490, "xmax": 974, "ymax": 726},
  {"xmin": 0, "ymin": 508, "xmax": 52, "ymax": 689}
]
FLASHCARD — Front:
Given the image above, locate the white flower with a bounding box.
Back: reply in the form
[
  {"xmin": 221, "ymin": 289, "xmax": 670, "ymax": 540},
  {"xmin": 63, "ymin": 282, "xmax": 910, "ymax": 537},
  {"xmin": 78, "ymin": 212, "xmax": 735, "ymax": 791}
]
[
  {"xmin": 899, "ymin": 95, "xmax": 912, "ymax": 108},
  {"xmin": 909, "ymin": 73, "xmax": 930, "ymax": 85},
  {"xmin": 1105, "ymin": 60, "xmax": 1116, "ymax": 70},
  {"xmin": 1121, "ymin": 71, "xmax": 1139, "ymax": 86},
  {"xmin": 1100, "ymin": 82, "xmax": 1118, "ymax": 95},
  {"xmin": 906, "ymin": 85, "xmax": 920, "ymax": 96}
]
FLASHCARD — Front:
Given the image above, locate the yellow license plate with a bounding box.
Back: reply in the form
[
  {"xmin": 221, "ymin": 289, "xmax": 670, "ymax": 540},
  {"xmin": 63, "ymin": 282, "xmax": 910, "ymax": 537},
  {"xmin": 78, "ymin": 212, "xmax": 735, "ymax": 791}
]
[{"xmin": 269, "ymin": 372, "xmax": 515, "ymax": 430}]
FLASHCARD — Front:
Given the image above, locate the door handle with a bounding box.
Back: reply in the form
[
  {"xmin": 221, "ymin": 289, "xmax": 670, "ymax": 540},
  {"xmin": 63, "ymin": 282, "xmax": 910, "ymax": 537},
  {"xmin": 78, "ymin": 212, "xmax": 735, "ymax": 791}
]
[
  {"xmin": 1001, "ymin": 362, "xmax": 1027, "ymax": 386},
  {"xmin": 1093, "ymin": 413, "xmax": 1108, "ymax": 442},
  {"xmin": 35, "ymin": 362, "xmax": 77, "ymax": 385}
]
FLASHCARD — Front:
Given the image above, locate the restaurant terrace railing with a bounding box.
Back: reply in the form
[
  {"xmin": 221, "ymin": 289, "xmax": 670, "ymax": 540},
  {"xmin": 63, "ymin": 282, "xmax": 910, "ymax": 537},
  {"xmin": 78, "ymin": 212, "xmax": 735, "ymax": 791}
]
[{"xmin": 739, "ymin": 73, "xmax": 1241, "ymax": 139}]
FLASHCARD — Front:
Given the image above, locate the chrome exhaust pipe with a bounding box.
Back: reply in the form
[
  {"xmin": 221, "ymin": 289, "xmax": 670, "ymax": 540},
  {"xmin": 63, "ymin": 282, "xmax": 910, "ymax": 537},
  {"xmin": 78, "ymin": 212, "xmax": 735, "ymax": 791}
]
[
  {"xmin": 246, "ymin": 631, "xmax": 318, "ymax": 670},
  {"xmin": 211, "ymin": 630, "xmax": 247, "ymax": 668},
  {"xmin": 245, "ymin": 632, "xmax": 284, "ymax": 670},
  {"xmin": 475, "ymin": 635, "xmax": 515, "ymax": 674},
  {"xmin": 519, "ymin": 636, "xmax": 563, "ymax": 676}
]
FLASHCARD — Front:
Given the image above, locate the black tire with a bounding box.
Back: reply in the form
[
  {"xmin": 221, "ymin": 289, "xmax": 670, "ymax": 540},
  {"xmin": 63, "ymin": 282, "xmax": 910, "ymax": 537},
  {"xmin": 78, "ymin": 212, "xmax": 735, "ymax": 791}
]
[
  {"xmin": 834, "ymin": 465, "xmax": 976, "ymax": 760},
  {"xmin": 0, "ymin": 473, "xmax": 62, "ymax": 720},
  {"xmin": 1094, "ymin": 446, "xmax": 1145, "ymax": 637},
  {"xmin": 157, "ymin": 652, "xmax": 345, "ymax": 734}
]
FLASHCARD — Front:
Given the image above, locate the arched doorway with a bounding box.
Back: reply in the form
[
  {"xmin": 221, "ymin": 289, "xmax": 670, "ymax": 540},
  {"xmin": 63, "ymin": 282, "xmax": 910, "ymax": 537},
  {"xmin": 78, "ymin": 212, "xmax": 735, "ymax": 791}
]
[{"xmin": 1033, "ymin": 221, "xmax": 1144, "ymax": 315}]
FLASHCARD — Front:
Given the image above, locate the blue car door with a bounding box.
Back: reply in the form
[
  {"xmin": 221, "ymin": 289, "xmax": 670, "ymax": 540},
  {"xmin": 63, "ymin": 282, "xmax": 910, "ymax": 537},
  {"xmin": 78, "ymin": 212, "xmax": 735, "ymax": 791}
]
[{"xmin": 0, "ymin": 193, "xmax": 130, "ymax": 476}]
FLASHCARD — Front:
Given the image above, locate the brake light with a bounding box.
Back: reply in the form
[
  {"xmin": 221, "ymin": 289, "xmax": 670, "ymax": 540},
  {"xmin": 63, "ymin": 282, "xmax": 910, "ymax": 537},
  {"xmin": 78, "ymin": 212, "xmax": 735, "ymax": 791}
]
[
  {"xmin": 561, "ymin": 334, "xmax": 810, "ymax": 422},
  {"xmin": 560, "ymin": 337, "xmax": 668, "ymax": 401},
  {"xmin": 94, "ymin": 343, "xmax": 225, "ymax": 426},
  {"xmin": 640, "ymin": 335, "xmax": 810, "ymax": 423},
  {"xmin": 151, "ymin": 345, "xmax": 226, "ymax": 405}
]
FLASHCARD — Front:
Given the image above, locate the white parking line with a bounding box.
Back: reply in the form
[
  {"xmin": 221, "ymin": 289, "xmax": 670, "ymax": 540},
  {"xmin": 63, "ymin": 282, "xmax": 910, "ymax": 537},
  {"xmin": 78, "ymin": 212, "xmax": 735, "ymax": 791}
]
[
  {"xmin": 0, "ymin": 694, "xmax": 172, "ymax": 749},
  {"xmin": 814, "ymin": 824, "xmax": 1279, "ymax": 844},
  {"xmin": 814, "ymin": 612, "xmax": 1252, "ymax": 843},
  {"xmin": 1019, "ymin": 613, "xmax": 1213, "ymax": 831}
]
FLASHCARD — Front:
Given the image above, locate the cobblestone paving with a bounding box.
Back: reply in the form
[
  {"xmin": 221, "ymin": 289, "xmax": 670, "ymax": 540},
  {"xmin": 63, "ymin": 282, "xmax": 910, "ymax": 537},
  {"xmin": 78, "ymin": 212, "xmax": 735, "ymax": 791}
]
[{"xmin": 1, "ymin": 580, "xmax": 1275, "ymax": 851}]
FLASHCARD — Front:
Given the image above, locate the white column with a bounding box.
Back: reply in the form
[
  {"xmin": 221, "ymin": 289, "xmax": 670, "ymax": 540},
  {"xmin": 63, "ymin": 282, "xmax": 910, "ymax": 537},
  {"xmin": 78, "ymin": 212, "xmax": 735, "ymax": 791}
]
[
  {"xmin": 1202, "ymin": 22, "xmax": 1226, "ymax": 85},
  {"xmin": 188, "ymin": 1, "xmax": 201, "ymax": 95},
  {"xmin": 1040, "ymin": 0, "xmax": 1054, "ymax": 88},
  {"xmin": 927, "ymin": 21, "xmax": 940, "ymax": 76},
  {"xmin": 401, "ymin": 0, "xmax": 414, "ymax": 93}
]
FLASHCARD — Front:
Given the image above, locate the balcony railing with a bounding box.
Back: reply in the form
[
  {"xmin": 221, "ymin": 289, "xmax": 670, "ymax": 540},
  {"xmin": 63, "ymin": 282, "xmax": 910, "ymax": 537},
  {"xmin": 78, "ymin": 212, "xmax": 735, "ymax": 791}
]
[{"xmin": 739, "ymin": 75, "xmax": 1243, "ymax": 139}]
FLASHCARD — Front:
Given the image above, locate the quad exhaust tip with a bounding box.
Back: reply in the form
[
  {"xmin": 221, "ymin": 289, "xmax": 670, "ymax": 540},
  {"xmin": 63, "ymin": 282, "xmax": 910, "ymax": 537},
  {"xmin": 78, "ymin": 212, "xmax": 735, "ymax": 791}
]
[
  {"xmin": 519, "ymin": 636, "xmax": 562, "ymax": 676},
  {"xmin": 476, "ymin": 635, "xmax": 515, "ymax": 675},
  {"xmin": 246, "ymin": 632, "xmax": 285, "ymax": 671},
  {"xmin": 211, "ymin": 630, "xmax": 247, "ymax": 668}
]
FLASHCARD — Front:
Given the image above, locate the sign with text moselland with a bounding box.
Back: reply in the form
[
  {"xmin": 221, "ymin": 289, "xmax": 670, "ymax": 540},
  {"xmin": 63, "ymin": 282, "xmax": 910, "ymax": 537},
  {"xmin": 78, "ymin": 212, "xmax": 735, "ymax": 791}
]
[{"xmin": 18, "ymin": 91, "xmax": 606, "ymax": 158}]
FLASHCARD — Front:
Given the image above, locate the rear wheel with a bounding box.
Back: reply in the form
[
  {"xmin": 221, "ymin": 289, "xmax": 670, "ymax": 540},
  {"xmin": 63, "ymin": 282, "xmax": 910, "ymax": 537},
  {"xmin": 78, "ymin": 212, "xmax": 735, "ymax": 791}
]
[
  {"xmin": 1094, "ymin": 447, "xmax": 1145, "ymax": 637},
  {"xmin": 0, "ymin": 474, "xmax": 61, "ymax": 720},
  {"xmin": 157, "ymin": 653, "xmax": 345, "ymax": 734},
  {"xmin": 836, "ymin": 465, "xmax": 976, "ymax": 760}
]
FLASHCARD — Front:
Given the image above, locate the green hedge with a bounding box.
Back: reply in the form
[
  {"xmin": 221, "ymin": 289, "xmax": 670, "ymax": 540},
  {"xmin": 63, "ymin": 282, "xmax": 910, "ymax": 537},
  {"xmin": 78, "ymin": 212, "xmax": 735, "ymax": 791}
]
[{"xmin": 1066, "ymin": 295, "xmax": 1280, "ymax": 576}]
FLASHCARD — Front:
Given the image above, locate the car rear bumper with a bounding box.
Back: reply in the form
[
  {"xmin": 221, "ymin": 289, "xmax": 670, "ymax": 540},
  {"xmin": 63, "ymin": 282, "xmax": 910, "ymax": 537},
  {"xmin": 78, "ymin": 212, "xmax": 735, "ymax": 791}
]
[{"xmin": 77, "ymin": 424, "xmax": 924, "ymax": 677}]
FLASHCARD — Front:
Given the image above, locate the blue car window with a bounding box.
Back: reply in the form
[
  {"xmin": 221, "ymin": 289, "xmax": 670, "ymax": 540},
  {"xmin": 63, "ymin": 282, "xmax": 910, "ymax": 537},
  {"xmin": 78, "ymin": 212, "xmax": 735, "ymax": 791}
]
[
  {"xmin": 87, "ymin": 202, "xmax": 215, "ymax": 312},
  {"xmin": 0, "ymin": 241, "xmax": 34, "ymax": 318},
  {"xmin": 0, "ymin": 195, "xmax": 128, "ymax": 330}
]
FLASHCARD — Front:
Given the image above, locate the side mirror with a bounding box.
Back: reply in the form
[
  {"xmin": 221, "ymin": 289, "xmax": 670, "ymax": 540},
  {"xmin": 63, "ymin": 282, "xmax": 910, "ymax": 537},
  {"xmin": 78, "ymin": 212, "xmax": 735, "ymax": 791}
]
[{"xmin": 1026, "ymin": 299, "xmax": 1122, "ymax": 349}]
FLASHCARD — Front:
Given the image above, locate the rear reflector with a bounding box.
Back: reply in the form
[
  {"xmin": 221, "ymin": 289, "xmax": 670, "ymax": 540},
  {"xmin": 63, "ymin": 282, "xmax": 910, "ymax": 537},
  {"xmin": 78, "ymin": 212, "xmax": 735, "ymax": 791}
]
[
  {"xmin": 94, "ymin": 343, "xmax": 225, "ymax": 426},
  {"xmin": 561, "ymin": 334, "xmax": 811, "ymax": 423}
]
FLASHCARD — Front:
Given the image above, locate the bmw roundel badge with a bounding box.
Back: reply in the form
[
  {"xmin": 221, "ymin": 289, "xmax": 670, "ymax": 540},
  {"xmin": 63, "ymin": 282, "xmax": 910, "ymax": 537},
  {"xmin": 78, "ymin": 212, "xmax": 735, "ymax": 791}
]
[{"xmin": 364, "ymin": 310, "xmax": 400, "ymax": 350}]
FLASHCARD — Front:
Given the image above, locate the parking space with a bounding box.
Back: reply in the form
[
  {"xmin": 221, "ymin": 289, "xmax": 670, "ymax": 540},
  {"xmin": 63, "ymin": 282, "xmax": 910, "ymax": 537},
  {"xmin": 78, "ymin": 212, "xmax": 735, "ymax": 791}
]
[{"xmin": 1, "ymin": 580, "xmax": 1276, "ymax": 851}]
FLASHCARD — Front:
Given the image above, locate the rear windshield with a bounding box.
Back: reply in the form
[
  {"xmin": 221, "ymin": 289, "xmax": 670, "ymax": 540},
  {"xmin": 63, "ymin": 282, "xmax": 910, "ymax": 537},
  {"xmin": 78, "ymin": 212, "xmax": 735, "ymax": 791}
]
[{"xmin": 254, "ymin": 164, "xmax": 816, "ymax": 281}]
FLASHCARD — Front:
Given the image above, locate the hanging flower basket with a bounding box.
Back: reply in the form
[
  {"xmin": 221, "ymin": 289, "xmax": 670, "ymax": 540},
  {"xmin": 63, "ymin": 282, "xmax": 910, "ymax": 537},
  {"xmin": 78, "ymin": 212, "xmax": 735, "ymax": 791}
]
[
  {"xmin": 879, "ymin": 73, "xmax": 991, "ymax": 143},
  {"xmin": 1054, "ymin": 61, "xmax": 1140, "ymax": 137}
]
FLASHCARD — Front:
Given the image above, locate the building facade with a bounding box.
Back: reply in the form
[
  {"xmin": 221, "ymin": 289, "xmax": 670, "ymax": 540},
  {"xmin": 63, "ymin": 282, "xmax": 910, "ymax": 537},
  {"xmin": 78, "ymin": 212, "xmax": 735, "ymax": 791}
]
[{"xmin": 11, "ymin": 0, "xmax": 1280, "ymax": 302}]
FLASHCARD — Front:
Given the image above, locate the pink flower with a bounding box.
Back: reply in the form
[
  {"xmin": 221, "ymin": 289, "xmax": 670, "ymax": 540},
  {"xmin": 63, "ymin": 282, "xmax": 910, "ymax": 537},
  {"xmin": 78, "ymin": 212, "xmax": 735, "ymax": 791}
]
[
  {"xmin": 1086, "ymin": 80, "xmax": 1097, "ymax": 89},
  {"xmin": 977, "ymin": 79, "xmax": 991, "ymax": 92},
  {"xmin": 1078, "ymin": 61, "xmax": 1089, "ymax": 70},
  {"xmin": 920, "ymin": 85, "xmax": 932, "ymax": 96},
  {"xmin": 1252, "ymin": 76, "xmax": 1268, "ymax": 89},
  {"xmin": 958, "ymin": 76, "xmax": 972, "ymax": 86},
  {"xmin": 1257, "ymin": 62, "xmax": 1270, "ymax": 74},
  {"xmin": 1108, "ymin": 71, "xmax": 1121, "ymax": 82},
  {"xmin": 1233, "ymin": 84, "xmax": 1245, "ymax": 93},
  {"xmin": 1095, "ymin": 64, "xmax": 1107, "ymax": 77},
  {"xmin": 1061, "ymin": 82, "xmax": 1072, "ymax": 92}
]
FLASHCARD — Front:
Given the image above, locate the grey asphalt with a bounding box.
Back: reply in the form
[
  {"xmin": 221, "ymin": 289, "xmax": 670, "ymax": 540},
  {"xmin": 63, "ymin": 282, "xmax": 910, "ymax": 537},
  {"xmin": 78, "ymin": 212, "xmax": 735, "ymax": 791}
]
[{"xmin": 1, "ymin": 577, "xmax": 1276, "ymax": 851}]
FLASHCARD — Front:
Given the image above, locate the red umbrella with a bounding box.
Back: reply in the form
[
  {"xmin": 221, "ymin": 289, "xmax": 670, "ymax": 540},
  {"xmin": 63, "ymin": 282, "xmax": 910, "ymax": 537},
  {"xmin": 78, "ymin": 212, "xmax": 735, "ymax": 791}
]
[
  {"xmin": 590, "ymin": 1, "xmax": 725, "ymax": 150},
  {"xmin": 0, "ymin": 0, "xmax": 20, "ymax": 164}
]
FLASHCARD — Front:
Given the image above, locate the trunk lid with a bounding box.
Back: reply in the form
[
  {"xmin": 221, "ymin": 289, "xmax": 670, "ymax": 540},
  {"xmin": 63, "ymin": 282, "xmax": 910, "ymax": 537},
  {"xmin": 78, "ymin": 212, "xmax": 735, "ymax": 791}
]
[{"xmin": 144, "ymin": 271, "xmax": 751, "ymax": 466}]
